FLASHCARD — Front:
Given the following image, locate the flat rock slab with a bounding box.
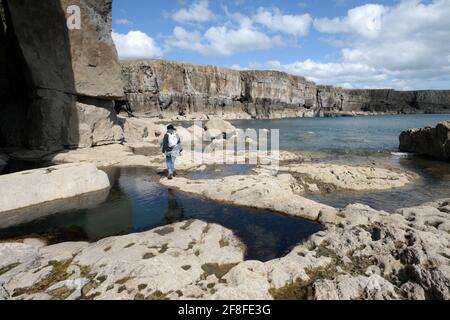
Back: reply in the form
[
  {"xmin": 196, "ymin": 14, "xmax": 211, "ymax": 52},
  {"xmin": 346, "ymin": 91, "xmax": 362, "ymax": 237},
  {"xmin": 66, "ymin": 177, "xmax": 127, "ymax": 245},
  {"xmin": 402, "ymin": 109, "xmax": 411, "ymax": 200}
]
[
  {"xmin": 279, "ymin": 163, "xmax": 414, "ymax": 192},
  {"xmin": 0, "ymin": 163, "xmax": 110, "ymax": 213},
  {"xmin": 161, "ymin": 173, "xmax": 336, "ymax": 221}
]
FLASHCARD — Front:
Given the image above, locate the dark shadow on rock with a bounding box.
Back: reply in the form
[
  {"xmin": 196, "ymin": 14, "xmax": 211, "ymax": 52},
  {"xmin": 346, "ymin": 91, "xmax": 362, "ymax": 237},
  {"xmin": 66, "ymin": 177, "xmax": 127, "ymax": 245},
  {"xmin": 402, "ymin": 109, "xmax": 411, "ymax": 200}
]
[{"xmin": 0, "ymin": 0, "xmax": 79, "ymax": 151}]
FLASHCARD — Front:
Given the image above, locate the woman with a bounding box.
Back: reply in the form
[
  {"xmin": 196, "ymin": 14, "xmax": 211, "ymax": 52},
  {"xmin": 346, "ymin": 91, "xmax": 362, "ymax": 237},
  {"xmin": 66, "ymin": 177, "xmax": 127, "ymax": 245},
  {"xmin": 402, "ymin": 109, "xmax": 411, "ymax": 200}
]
[{"xmin": 162, "ymin": 125, "xmax": 183, "ymax": 179}]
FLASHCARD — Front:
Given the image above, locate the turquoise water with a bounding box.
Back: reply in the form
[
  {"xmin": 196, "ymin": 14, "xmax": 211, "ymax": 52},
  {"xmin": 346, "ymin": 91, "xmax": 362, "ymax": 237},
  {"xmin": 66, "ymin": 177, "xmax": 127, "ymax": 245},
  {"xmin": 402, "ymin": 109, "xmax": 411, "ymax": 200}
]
[{"xmin": 232, "ymin": 114, "xmax": 450, "ymax": 153}]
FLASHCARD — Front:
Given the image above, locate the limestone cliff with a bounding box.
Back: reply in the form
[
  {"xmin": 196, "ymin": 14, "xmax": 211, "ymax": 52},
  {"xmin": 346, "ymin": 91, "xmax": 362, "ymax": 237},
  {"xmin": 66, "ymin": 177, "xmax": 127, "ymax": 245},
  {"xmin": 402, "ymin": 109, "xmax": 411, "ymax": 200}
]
[
  {"xmin": 122, "ymin": 59, "xmax": 450, "ymax": 119},
  {"xmin": 0, "ymin": 0, "xmax": 124, "ymax": 151}
]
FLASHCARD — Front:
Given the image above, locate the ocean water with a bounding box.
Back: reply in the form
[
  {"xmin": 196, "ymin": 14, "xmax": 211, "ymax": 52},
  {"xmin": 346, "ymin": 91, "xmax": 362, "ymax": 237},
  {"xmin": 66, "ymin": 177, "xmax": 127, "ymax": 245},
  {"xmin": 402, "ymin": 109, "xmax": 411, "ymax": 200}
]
[
  {"xmin": 231, "ymin": 114, "xmax": 450, "ymax": 153},
  {"xmin": 1, "ymin": 114, "xmax": 449, "ymax": 260},
  {"xmin": 232, "ymin": 114, "xmax": 450, "ymax": 211}
]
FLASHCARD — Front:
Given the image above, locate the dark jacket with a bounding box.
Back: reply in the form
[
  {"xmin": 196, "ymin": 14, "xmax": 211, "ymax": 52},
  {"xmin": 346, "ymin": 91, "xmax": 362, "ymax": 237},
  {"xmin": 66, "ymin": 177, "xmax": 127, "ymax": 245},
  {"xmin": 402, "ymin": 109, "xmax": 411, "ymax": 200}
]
[{"xmin": 162, "ymin": 130, "xmax": 183, "ymax": 156}]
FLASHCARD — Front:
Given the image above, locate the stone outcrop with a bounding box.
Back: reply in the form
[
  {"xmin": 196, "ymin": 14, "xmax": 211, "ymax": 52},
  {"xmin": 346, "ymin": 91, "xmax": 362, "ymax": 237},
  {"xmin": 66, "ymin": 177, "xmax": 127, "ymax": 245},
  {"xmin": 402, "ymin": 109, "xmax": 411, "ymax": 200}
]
[
  {"xmin": 1, "ymin": 199, "xmax": 449, "ymax": 300},
  {"xmin": 399, "ymin": 121, "xmax": 450, "ymax": 161},
  {"xmin": 121, "ymin": 59, "xmax": 450, "ymax": 119},
  {"xmin": 279, "ymin": 163, "xmax": 414, "ymax": 193},
  {"xmin": 0, "ymin": 220, "xmax": 245, "ymax": 300},
  {"xmin": 0, "ymin": 163, "xmax": 110, "ymax": 213},
  {"xmin": 161, "ymin": 174, "xmax": 337, "ymax": 221},
  {"xmin": 0, "ymin": 0, "xmax": 124, "ymax": 151}
]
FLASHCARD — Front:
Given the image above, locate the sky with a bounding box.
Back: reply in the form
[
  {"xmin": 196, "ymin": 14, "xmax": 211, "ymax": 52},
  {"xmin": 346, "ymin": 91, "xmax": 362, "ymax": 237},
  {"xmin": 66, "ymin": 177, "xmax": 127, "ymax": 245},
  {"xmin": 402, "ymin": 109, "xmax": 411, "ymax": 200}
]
[{"xmin": 111, "ymin": 0, "xmax": 450, "ymax": 90}]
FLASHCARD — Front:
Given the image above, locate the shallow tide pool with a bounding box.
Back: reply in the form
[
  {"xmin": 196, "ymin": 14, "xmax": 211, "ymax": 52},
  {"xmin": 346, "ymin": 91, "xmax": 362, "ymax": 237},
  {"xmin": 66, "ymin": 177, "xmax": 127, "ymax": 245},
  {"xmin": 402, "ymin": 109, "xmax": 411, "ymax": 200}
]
[{"xmin": 0, "ymin": 167, "xmax": 320, "ymax": 262}]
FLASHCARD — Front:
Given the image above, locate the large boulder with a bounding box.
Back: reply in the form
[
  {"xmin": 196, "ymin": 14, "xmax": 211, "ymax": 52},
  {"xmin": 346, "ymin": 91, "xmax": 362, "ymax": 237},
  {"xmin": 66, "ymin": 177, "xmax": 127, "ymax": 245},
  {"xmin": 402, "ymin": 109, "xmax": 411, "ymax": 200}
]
[
  {"xmin": 204, "ymin": 118, "xmax": 236, "ymax": 140},
  {"xmin": 399, "ymin": 121, "xmax": 450, "ymax": 161},
  {"xmin": 27, "ymin": 91, "xmax": 124, "ymax": 150},
  {"xmin": 0, "ymin": 163, "xmax": 110, "ymax": 213},
  {"xmin": 69, "ymin": 99, "xmax": 124, "ymax": 148},
  {"xmin": 118, "ymin": 116, "xmax": 159, "ymax": 143},
  {"xmin": 6, "ymin": 0, "xmax": 124, "ymax": 99}
]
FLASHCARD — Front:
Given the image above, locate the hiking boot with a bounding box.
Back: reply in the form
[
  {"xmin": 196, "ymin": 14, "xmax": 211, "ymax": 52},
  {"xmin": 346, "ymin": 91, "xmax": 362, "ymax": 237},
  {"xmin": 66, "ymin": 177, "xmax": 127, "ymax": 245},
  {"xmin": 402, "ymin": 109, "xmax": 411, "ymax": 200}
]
[
  {"xmin": 173, "ymin": 171, "xmax": 177, "ymax": 177},
  {"xmin": 168, "ymin": 173, "xmax": 173, "ymax": 180}
]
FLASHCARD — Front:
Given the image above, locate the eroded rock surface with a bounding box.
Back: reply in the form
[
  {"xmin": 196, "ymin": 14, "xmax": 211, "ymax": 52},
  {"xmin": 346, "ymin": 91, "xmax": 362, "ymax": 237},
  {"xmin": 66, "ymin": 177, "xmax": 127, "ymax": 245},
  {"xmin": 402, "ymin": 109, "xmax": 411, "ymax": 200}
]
[
  {"xmin": 279, "ymin": 163, "xmax": 415, "ymax": 193},
  {"xmin": 1, "ymin": 200, "xmax": 449, "ymax": 300},
  {"xmin": 161, "ymin": 174, "xmax": 336, "ymax": 221},
  {"xmin": 400, "ymin": 121, "xmax": 450, "ymax": 161},
  {"xmin": 0, "ymin": 163, "xmax": 110, "ymax": 213},
  {"xmin": 0, "ymin": 220, "xmax": 245, "ymax": 300}
]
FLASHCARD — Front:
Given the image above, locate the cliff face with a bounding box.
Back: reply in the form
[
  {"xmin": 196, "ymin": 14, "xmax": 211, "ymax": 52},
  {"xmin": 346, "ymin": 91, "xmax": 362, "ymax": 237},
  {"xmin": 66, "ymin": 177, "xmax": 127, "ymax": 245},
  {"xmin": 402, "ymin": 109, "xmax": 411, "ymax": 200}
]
[
  {"xmin": 122, "ymin": 60, "xmax": 319, "ymax": 119},
  {"xmin": 122, "ymin": 59, "xmax": 450, "ymax": 119},
  {"xmin": 0, "ymin": 0, "xmax": 124, "ymax": 151}
]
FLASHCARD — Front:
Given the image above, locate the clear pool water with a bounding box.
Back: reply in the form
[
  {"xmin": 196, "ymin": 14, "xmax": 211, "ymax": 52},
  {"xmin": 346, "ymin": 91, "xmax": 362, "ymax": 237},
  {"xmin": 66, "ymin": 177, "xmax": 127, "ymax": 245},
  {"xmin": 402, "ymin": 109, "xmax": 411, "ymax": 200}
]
[
  {"xmin": 1, "ymin": 114, "xmax": 449, "ymax": 260},
  {"xmin": 0, "ymin": 167, "xmax": 320, "ymax": 262}
]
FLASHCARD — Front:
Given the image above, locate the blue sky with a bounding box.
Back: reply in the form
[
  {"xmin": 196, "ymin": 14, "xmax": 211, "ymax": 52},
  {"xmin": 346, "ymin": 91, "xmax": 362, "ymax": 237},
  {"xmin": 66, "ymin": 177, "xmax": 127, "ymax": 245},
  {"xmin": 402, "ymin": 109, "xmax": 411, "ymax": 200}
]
[{"xmin": 111, "ymin": 0, "xmax": 450, "ymax": 90}]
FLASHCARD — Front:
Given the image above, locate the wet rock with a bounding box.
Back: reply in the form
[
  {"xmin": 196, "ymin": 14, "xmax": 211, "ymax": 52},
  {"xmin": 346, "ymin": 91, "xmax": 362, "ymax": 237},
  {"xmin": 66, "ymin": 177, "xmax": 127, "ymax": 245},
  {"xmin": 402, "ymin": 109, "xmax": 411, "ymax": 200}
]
[
  {"xmin": 400, "ymin": 121, "xmax": 450, "ymax": 161},
  {"xmin": 0, "ymin": 163, "xmax": 110, "ymax": 213}
]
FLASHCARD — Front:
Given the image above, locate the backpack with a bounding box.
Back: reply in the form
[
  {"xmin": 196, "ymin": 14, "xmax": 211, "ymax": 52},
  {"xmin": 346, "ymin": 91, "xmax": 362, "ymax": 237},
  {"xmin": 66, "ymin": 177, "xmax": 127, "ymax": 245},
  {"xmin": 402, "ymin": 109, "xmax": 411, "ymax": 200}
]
[{"xmin": 167, "ymin": 132, "xmax": 179, "ymax": 148}]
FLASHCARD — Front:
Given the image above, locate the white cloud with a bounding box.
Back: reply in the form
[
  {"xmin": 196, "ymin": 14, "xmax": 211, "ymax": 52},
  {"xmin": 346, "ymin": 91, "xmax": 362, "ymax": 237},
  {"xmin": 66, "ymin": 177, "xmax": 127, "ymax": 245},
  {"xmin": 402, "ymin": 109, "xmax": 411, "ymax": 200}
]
[
  {"xmin": 253, "ymin": 7, "xmax": 312, "ymax": 36},
  {"xmin": 172, "ymin": 0, "xmax": 215, "ymax": 24},
  {"xmin": 166, "ymin": 25, "xmax": 284, "ymax": 56},
  {"xmin": 314, "ymin": 4, "xmax": 386, "ymax": 38},
  {"xmin": 308, "ymin": 0, "xmax": 450, "ymax": 89},
  {"xmin": 112, "ymin": 31, "xmax": 163, "ymax": 60},
  {"xmin": 264, "ymin": 59, "xmax": 386, "ymax": 84},
  {"xmin": 116, "ymin": 18, "xmax": 132, "ymax": 25}
]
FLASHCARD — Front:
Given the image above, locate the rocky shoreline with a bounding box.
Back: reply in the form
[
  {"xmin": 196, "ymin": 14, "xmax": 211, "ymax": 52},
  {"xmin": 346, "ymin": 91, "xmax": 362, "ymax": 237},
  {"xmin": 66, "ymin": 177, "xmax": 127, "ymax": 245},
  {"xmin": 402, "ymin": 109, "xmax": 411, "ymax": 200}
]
[
  {"xmin": 1, "ymin": 118, "xmax": 449, "ymax": 300},
  {"xmin": 0, "ymin": 0, "xmax": 449, "ymax": 301},
  {"xmin": 1, "ymin": 198, "xmax": 449, "ymax": 300}
]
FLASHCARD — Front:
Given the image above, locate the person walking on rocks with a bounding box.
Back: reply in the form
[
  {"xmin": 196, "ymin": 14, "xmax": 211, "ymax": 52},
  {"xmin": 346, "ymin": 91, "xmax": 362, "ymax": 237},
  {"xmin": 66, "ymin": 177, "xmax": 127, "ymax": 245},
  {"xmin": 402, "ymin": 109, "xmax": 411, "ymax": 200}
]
[{"xmin": 162, "ymin": 125, "xmax": 183, "ymax": 180}]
